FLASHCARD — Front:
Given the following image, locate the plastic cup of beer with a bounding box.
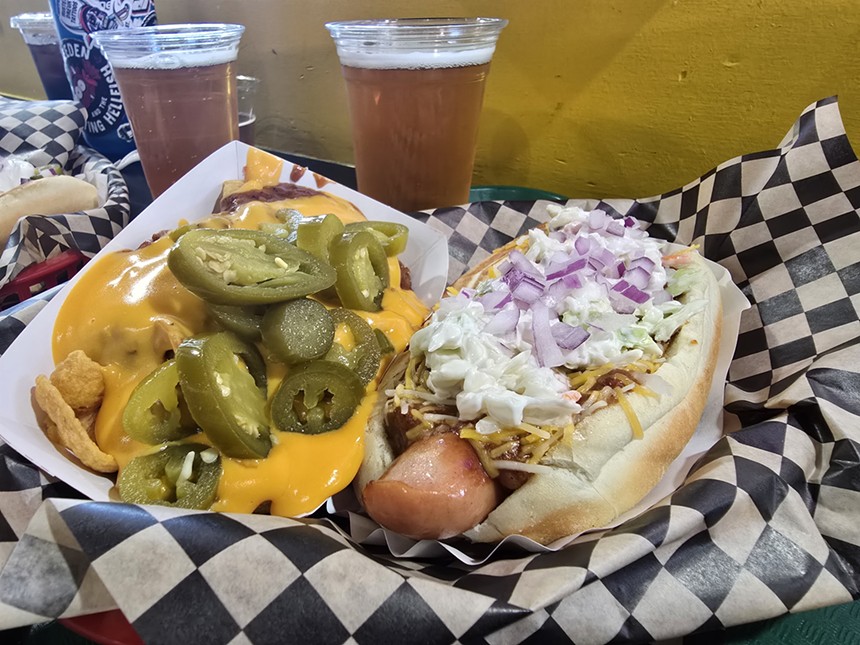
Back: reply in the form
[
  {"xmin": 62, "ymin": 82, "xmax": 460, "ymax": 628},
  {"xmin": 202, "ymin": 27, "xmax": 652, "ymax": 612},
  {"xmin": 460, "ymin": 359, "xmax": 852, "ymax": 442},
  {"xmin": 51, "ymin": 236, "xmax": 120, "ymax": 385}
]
[
  {"xmin": 326, "ymin": 17, "xmax": 507, "ymax": 212},
  {"xmin": 92, "ymin": 24, "xmax": 244, "ymax": 197},
  {"xmin": 237, "ymin": 75, "xmax": 260, "ymax": 145},
  {"xmin": 10, "ymin": 13, "xmax": 73, "ymax": 101}
]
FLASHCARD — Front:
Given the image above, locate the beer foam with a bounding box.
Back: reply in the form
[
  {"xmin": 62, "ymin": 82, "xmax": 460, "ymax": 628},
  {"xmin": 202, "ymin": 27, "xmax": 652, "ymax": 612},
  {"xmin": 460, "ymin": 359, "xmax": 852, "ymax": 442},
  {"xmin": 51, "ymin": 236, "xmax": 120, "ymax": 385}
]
[
  {"xmin": 110, "ymin": 49, "xmax": 236, "ymax": 70},
  {"xmin": 336, "ymin": 46, "xmax": 496, "ymax": 70}
]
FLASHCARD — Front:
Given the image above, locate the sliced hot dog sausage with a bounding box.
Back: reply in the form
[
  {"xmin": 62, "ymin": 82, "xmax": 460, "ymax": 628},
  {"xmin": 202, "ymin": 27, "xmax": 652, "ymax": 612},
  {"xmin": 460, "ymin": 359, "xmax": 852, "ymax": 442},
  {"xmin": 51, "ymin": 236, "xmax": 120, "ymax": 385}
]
[{"xmin": 361, "ymin": 432, "xmax": 502, "ymax": 540}]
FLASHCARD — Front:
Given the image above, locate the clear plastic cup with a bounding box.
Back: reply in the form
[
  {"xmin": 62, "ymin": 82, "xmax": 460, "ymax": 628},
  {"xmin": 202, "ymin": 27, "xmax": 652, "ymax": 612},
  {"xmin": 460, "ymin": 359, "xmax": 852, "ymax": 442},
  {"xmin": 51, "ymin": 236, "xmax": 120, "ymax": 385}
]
[
  {"xmin": 237, "ymin": 75, "xmax": 261, "ymax": 145},
  {"xmin": 326, "ymin": 17, "xmax": 508, "ymax": 212},
  {"xmin": 92, "ymin": 24, "xmax": 245, "ymax": 197},
  {"xmin": 10, "ymin": 12, "xmax": 73, "ymax": 100}
]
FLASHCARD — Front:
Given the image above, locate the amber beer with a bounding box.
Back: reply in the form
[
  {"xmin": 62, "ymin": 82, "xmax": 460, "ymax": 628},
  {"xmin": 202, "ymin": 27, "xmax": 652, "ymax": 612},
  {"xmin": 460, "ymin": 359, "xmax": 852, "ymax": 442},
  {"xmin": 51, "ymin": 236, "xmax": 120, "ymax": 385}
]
[
  {"xmin": 93, "ymin": 24, "xmax": 244, "ymax": 197},
  {"xmin": 327, "ymin": 18, "xmax": 508, "ymax": 213},
  {"xmin": 342, "ymin": 60, "xmax": 491, "ymax": 212},
  {"xmin": 111, "ymin": 59, "xmax": 239, "ymax": 197},
  {"xmin": 10, "ymin": 13, "xmax": 73, "ymax": 100}
]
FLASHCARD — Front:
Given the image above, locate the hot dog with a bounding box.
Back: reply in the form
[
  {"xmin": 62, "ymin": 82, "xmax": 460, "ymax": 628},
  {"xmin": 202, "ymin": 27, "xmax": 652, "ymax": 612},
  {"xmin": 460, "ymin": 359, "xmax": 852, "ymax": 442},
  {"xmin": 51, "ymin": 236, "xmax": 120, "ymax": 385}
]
[{"xmin": 357, "ymin": 204, "xmax": 722, "ymax": 545}]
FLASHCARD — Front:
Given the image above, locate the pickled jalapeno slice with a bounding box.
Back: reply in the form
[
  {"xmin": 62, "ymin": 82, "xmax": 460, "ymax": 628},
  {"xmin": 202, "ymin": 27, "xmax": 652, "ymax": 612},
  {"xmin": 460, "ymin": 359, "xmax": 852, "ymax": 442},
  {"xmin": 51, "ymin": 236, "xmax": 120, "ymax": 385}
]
[
  {"xmin": 118, "ymin": 443, "xmax": 221, "ymax": 509},
  {"xmin": 122, "ymin": 359, "xmax": 198, "ymax": 445},
  {"xmin": 259, "ymin": 208, "xmax": 303, "ymax": 242},
  {"xmin": 324, "ymin": 308, "xmax": 381, "ymax": 384},
  {"xmin": 295, "ymin": 213, "xmax": 345, "ymax": 262},
  {"xmin": 373, "ymin": 328, "xmax": 395, "ymax": 356},
  {"xmin": 176, "ymin": 332, "xmax": 271, "ymax": 459},
  {"xmin": 262, "ymin": 298, "xmax": 335, "ymax": 365},
  {"xmin": 344, "ymin": 221, "xmax": 409, "ymax": 257},
  {"xmin": 167, "ymin": 228, "xmax": 336, "ymax": 306},
  {"xmin": 271, "ymin": 360, "xmax": 364, "ymax": 435},
  {"xmin": 207, "ymin": 303, "xmax": 265, "ymax": 342},
  {"xmin": 328, "ymin": 230, "xmax": 389, "ymax": 311}
]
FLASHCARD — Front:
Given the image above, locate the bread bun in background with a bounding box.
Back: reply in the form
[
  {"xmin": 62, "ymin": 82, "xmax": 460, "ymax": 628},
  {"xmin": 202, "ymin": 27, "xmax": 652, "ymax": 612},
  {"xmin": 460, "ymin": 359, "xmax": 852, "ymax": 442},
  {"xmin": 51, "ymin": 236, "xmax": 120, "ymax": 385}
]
[{"xmin": 0, "ymin": 175, "xmax": 99, "ymax": 247}]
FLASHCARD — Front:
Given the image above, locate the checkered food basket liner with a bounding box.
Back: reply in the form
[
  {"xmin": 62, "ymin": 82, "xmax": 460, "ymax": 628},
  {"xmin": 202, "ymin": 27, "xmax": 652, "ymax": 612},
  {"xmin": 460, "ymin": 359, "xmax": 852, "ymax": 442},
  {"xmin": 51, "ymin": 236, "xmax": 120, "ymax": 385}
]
[
  {"xmin": 0, "ymin": 97, "xmax": 857, "ymax": 644},
  {"xmin": 0, "ymin": 100, "xmax": 131, "ymax": 289}
]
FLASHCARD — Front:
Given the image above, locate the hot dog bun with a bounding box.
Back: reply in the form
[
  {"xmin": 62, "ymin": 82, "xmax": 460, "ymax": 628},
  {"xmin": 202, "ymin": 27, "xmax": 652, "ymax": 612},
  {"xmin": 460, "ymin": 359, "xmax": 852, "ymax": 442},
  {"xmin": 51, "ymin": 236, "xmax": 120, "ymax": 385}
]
[
  {"xmin": 358, "ymin": 209, "xmax": 722, "ymax": 545},
  {"xmin": 465, "ymin": 252, "xmax": 720, "ymax": 543},
  {"xmin": 0, "ymin": 175, "xmax": 99, "ymax": 247}
]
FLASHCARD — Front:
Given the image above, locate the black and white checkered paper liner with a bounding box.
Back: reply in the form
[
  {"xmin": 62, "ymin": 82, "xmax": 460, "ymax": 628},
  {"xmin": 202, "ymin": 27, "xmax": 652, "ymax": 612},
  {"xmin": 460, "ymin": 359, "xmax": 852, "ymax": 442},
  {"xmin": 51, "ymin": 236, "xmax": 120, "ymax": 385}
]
[
  {"xmin": 0, "ymin": 97, "xmax": 858, "ymax": 644},
  {"xmin": 0, "ymin": 100, "xmax": 131, "ymax": 290},
  {"xmin": 0, "ymin": 100, "xmax": 85, "ymax": 169}
]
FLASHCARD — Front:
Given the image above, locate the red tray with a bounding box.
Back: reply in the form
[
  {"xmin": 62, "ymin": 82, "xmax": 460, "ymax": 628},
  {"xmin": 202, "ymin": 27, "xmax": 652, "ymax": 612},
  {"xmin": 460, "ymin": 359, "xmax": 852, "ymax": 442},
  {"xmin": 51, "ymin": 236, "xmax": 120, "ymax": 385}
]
[
  {"xmin": 60, "ymin": 610, "xmax": 143, "ymax": 645},
  {"xmin": 0, "ymin": 250, "xmax": 87, "ymax": 310}
]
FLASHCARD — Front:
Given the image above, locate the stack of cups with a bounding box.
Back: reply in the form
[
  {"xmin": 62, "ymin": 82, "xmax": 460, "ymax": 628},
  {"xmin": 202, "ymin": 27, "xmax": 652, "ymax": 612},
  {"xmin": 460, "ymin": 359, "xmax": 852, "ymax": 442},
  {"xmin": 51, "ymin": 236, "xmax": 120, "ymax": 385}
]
[
  {"xmin": 326, "ymin": 17, "xmax": 508, "ymax": 213},
  {"xmin": 10, "ymin": 12, "xmax": 72, "ymax": 100}
]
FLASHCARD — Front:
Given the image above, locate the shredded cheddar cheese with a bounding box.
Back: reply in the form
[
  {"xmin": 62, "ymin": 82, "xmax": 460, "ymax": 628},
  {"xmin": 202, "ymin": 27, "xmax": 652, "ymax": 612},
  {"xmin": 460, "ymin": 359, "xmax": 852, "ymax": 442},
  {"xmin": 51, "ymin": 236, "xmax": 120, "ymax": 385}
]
[{"xmin": 615, "ymin": 388, "xmax": 644, "ymax": 439}]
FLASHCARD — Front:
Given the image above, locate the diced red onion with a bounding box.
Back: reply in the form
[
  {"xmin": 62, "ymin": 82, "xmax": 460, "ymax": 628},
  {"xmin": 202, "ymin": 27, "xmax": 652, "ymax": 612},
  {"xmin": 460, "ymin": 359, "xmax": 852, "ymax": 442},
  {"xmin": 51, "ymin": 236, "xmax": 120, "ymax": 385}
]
[
  {"xmin": 561, "ymin": 273, "xmax": 582, "ymax": 289},
  {"xmin": 545, "ymin": 279, "xmax": 570, "ymax": 306},
  {"xmin": 502, "ymin": 267, "xmax": 526, "ymax": 289},
  {"xmin": 552, "ymin": 322, "xmax": 589, "ymax": 350},
  {"xmin": 625, "ymin": 266, "xmax": 651, "ymax": 289},
  {"xmin": 479, "ymin": 289, "xmax": 512, "ymax": 311},
  {"xmin": 574, "ymin": 236, "xmax": 592, "ymax": 256},
  {"xmin": 509, "ymin": 249, "xmax": 542, "ymax": 277},
  {"xmin": 483, "ymin": 307, "xmax": 520, "ymax": 335},
  {"xmin": 543, "ymin": 252, "xmax": 569, "ymax": 279},
  {"xmin": 511, "ymin": 275, "xmax": 544, "ymax": 305},
  {"xmin": 609, "ymin": 291, "xmax": 636, "ymax": 314},
  {"xmin": 460, "ymin": 288, "xmax": 476, "ymax": 299},
  {"xmin": 595, "ymin": 247, "xmax": 616, "ymax": 268},
  {"xmin": 629, "ymin": 256, "xmax": 655, "ymax": 272},
  {"xmin": 546, "ymin": 257, "xmax": 587, "ymax": 280},
  {"xmin": 588, "ymin": 210, "xmax": 607, "ymax": 230},
  {"xmin": 606, "ymin": 220, "xmax": 626, "ymax": 236},
  {"xmin": 612, "ymin": 279, "xmax": 630, "ymax": 293},
  {"xmin": 531, "ymin": 302, "xmax": 565, "ymax": 368},
  {"xmin": 621, "ymin": 284, "xmax": 650, "ymax": 304},
  {"xmin": 624, "ymin": 217, "xmax": 636, "ymax": 228},
  {"xmin": 605, "ymin": 261, "xmax": 623, "ymax": 280}
]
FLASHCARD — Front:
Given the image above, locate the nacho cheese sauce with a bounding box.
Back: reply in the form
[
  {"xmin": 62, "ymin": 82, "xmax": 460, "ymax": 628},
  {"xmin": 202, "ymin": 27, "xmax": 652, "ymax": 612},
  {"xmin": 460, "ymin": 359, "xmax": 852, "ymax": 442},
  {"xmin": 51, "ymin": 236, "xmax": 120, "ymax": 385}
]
[{"xmin": 52, "ymin": 150, "xmax": 428, "ymax": 516}]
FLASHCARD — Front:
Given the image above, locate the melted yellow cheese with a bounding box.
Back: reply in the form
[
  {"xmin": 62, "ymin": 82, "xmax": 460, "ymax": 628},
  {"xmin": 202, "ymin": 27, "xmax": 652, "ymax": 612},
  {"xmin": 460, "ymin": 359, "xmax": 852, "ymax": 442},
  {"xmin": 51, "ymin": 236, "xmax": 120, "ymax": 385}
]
[
  {"xmin": 244, "ymin": 147, "xmax": 284, "ymax": 185},
  {"xmin": 213, "ymin": 392, "xmax": 376, "ymax": 516},
  {"xmin": 334, "ymin": 322, "xmax": 357, "ymax": 352},
  {"xmin": 53, "ymin": 236, "xmax": 210, "ymax": 469},
  {"xmin": 51, "ymin": 174, "xmax": 429, "ymax": 516}
]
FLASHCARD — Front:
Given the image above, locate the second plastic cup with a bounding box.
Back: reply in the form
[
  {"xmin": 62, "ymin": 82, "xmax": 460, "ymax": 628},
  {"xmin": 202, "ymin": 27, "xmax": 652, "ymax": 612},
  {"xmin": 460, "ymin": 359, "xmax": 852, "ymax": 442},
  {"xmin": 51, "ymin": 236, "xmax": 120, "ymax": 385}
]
[
  {"xmin": 10, "ymin": 13, "xmax": 73, "ymax": 101},
  {"xmin": 93, "ymin": 24, "xmax": 244, "ymax": 197},
  {"xmin": 237, "ymin": 75, "xmax": 260, "ymax": 146},
  {"xmin": 326, "ymin": 17, "xmax": 507, "ymax": 212}
]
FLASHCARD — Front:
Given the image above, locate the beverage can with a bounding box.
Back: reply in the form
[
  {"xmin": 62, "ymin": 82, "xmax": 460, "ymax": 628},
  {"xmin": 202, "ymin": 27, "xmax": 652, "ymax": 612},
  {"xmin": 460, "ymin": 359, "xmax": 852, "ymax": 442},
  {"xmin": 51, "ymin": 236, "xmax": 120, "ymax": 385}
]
[{"xmin": 48, "ymin": 0, "xmax": 157, "ymax": 161}]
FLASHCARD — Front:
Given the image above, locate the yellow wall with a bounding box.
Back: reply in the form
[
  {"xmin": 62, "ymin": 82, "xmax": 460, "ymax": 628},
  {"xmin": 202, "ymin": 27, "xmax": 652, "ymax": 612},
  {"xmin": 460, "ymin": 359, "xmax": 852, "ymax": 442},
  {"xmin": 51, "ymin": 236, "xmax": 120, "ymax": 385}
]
[{"xmin": 2, "ymin": 0, "xmax": 859, "ymax": 200}]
